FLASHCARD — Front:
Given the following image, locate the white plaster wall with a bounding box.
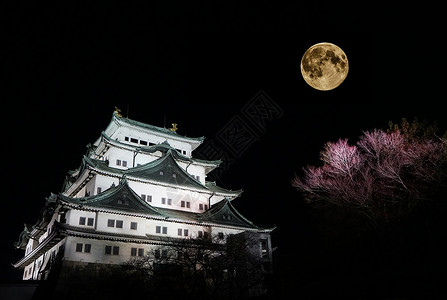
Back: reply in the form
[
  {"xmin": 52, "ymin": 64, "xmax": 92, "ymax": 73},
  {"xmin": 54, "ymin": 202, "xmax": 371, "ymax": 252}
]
[
  {"xmin": 66, "ymin": 209, "xmax": 96, "ymax": 228},
  {"xmin": 183, "ymin": 163, "xmax": 205, "ymax": 184},
  {"xmin": 127, "ymin": 180, "xmax": 211, "ymax": 213},
  {"xmin": 134, "ymin": 152, "xmax": 160, "ymax": 166},
  {"xmin": 210, "ymin": 195, "xmax": 227, "ymax": 206},
  {"xmin": 94, "ymin": 174, "xmax": 119, "ymax": 195},
  {"xmin": 107, "ymin": 147, "xmax": 133, "ymax": 170}
]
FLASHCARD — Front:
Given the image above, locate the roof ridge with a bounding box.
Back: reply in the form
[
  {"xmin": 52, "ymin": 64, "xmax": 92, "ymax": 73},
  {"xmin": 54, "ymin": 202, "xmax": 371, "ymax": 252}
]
[{"xmin": 113, "ymin": 113, "xmax": 205, "ymax": 142}]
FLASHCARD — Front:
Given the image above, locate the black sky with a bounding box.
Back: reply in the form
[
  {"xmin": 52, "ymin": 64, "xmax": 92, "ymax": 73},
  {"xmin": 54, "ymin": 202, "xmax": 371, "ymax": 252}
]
[{"xmin": 1, "ymin": 2, "xmax": 445, "ymax": 291}]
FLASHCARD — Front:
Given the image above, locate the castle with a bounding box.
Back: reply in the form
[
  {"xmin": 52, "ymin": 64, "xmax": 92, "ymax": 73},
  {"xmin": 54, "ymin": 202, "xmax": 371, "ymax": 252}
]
[{"xmin": 13, "ymin": 111, "xmax": 274, "ymax": 297}]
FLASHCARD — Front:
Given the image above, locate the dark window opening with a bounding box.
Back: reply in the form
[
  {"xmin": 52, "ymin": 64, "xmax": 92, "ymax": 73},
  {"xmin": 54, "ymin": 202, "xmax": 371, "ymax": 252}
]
[{"xmin": 76, "ymin": 243, "xmax": 83, "ymax": 252}]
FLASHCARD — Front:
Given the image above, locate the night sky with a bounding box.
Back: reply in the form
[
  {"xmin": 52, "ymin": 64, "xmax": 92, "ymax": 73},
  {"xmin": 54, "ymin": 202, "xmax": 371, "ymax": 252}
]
[{"xmin": 2, "ymin": 2, "xmax": 445, "ymax": 297}]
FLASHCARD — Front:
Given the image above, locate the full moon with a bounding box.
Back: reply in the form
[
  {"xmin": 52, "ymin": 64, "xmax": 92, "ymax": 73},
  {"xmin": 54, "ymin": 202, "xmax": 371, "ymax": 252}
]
[{"xmin": 300, "ymin": 42, "xmax": 349, "ymax": 91}]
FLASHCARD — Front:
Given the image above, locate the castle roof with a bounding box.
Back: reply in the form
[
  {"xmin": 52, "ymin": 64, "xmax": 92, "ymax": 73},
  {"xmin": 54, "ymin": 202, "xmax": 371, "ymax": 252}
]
[
  {"xmin": 78, "ymin": 150, "xmax": 240, "ymax": 196},
  {"xmin": 58, "ymin": 178, "xmax": 166, "ymax": 219},
  {"xmin": 58, "ymin": 179, "xmax": 270, "ymax": 231},
  {"xmin": 94, "ymin": 112, "xmax": 205, "ymax": 150}
]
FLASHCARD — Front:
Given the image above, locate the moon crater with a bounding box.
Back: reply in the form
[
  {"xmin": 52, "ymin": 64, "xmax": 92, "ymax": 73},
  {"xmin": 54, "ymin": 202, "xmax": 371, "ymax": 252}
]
[{"xmin": 301, "ymin": 43, "xmax": 349, "ymax": 91}]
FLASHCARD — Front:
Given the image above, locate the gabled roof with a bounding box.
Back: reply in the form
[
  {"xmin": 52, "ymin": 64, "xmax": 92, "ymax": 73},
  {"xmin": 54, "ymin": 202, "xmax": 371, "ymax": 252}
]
[
  {"xmin": 83, "ymin": 150, "xmax": 212, "ymax": 191},
  {"xmin": 198, "ymin": 198, "xmax": 260, "ymax": 229},
  {"xmin": 58, "ymin": 178, "xmax": 166, "ymax": 218},
  {"xmin": 125, "ymin": 149, "xmax": 208, "ymax": 190}
]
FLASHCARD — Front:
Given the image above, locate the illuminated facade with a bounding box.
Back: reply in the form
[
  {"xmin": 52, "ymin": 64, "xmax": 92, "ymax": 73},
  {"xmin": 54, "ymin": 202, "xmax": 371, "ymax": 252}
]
[{"xmin": 13, "ymin": 111, "xmax": 274, "ymax": 283}]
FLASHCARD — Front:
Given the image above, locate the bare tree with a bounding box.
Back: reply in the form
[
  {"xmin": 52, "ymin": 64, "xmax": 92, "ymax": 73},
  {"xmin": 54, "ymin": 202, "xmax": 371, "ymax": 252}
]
[
  {"xmin": 123, "ymin": 233, "xmax": 268, "ymax": 300},
  {"xmin": 292, "ymin": 119, "xmax": 447, "ymax": 227}
]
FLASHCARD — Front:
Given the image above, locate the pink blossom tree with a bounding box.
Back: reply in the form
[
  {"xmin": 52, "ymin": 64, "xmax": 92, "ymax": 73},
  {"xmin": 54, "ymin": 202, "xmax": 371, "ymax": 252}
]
[{"xmin": 292, "ymin": 120, "xmax": 447, "ymax": 226}]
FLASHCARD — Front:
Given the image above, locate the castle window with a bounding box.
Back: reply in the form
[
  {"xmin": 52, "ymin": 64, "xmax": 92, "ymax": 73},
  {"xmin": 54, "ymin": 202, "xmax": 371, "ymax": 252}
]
[
  {"xmin": 125, "ymin": 137, "xmax": 129, "ymax": 141},
  {"xmin": 87, "ymin": 218, "xmax": 94, "ymax": 226},
  {"xmin": 181, "ymin": 201, "xmax": 190, "ymax": 208},
  {"xmin": 139, "ymin": 140, "xmax": 147, "ymax": 146},
  {"xmin": 161, "ymin": 197, "xmax": 166, "ymax": 204},
  {"xmin": 107, "ymin": 219, "xmax": 115, "ymax": 227},
  {"xmin": 147, "ymin": 195, "xmax": 152, "ymax": 202},
  {"xmin": 130, "ymin": 138, "xmax": 138, "ymax": 143},
  {"xmin": 97, "ymin": 187, "xmax": 102, "ymax": 194},
  {"xmin": 167, "ymin": 198, "xmax": 172, "ymax": 205},
  {"xmin": 156, "ymin": 226, "xmax": 168, "ymax": 234},
  {"xmin": 199, "ymin": 204, "xmax": 203, "ymax": 210},
  {"xmin": 116, "ymin": 159, "xmax": 121, "ymax": 166},
  {"xmin": 105, "ymin": 245, "xmax": 120, "ymax": 255},
  {"xmin": 218, "ymin": 232, "xmax": 224, "ymax": 240},
  {"xmin": 131, "ymin": 248, "xmax": 144, "ymax": 256},
  {"xmin": 116, "ymin": 220, "xmax": 123, "ymax": 228},
  {"xmin": 130, "ymin": 222, "xmax": 138, "ymax": 230},
  {"xmin": 177, "ymin": 228, "xmax": 188, "ymax": 236},
  {"xmin": 198, "ymin": 231, "xmax": 203, "ymax": 238},
  {"xmin": 76, "ymin": 243, "xmax": 83, "ymax": 252},
  {"xmin": 122, "ymin": 160, "xmax": 127, "ymax": 167},
  {"xmin": 141, "ymin": 194, "xmax": 146, "ymax": 201},
  {"xmin": 76, "ymin": 243, "xmax": 91, "ymax": 253},
  {"xmin": 79, "ymin": 217, "xmax": 86, "ymax": 225}
]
